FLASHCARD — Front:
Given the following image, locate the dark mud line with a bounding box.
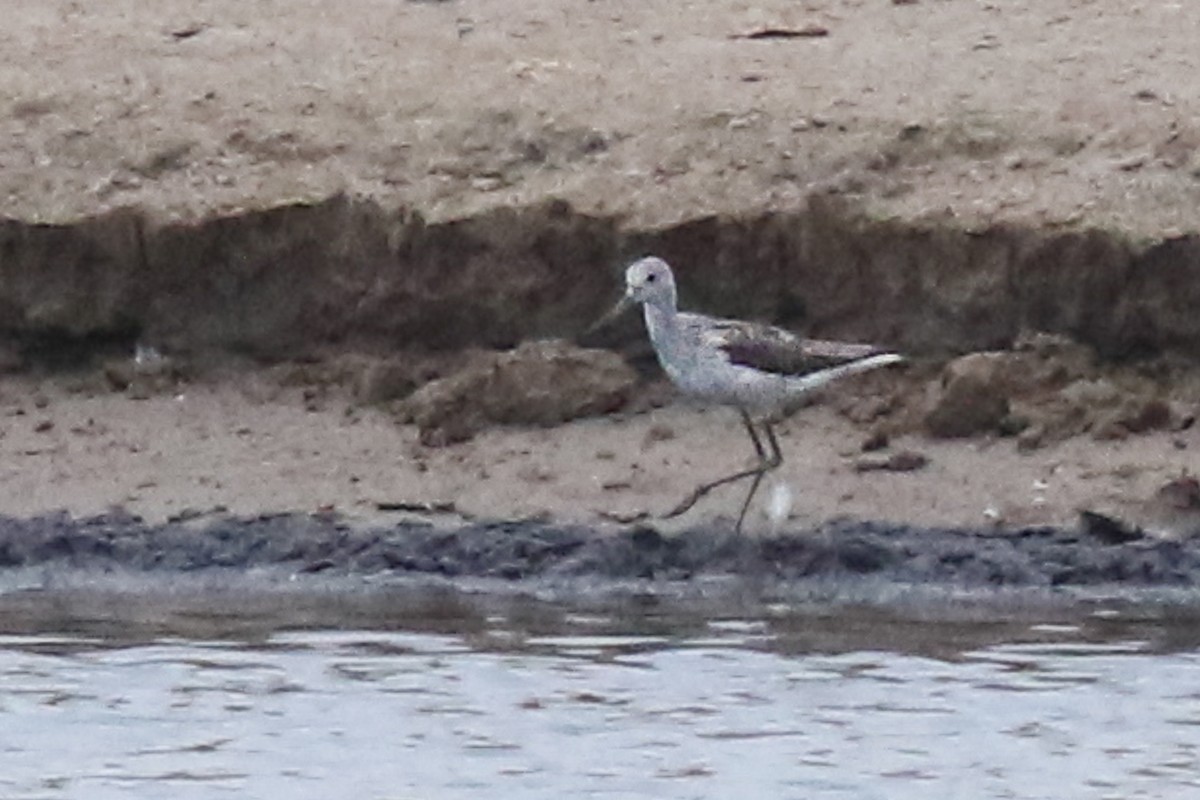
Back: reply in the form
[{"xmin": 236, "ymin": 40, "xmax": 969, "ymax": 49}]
[{"xmin": 3, "ymin": 511, "xmax": 1200, "ymax": 613}]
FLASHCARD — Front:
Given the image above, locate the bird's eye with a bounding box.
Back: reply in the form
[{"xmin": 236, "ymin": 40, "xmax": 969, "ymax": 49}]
[{"xmin": 645, "ymin": 273, "xmax": 657, "ymax": 283}]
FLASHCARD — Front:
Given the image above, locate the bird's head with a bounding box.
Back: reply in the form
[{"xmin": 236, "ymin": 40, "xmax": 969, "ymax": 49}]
[
  {"xmin": 623, "ymin": 256, "xmax": 676, "ymax": 307},
  {"xmin": 586, "ymin": 256, "xmax": 678, "ymax": 335}
]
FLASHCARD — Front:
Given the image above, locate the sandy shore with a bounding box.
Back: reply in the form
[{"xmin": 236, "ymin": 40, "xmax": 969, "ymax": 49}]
[
  {"xmin": 2, "ymin": 1, "xmax": 1199, "ymax": 540},
  {"xmin": 5, "ymin": 0, "xmax": 1199, "ymax": 233},
  {"xmin": 1, "ymin": 371, "xmax": 1194, "ymax": 538}
]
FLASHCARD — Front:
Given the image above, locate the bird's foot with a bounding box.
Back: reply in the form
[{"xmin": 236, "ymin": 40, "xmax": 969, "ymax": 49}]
[
  {"xmin": 661, "ymin": 488, "xmax": 707, "ymax": 520},
  {"xmin": 662, "ymin": 468, "xmax": 764, "ymax": 522}
]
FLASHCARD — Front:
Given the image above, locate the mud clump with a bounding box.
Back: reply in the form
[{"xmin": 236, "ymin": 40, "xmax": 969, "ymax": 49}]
[
  {"xmin": 397, "ymin": 339, "xmax": 639, "ymax": 446},
  {"xmin": 921, "ymin": 332, "xmax": 1188, "ymax": 447},
  {"xmin": 102, "ymin": 346, "xmax": 184, "ymax": 399},
  {"xmin": 1081, "ymin": 474, "xmax": 1200, "ymax": 544},
  {"xmin": 923, "ymin": 332, "xmax": 1094, "ymax": 438},
  {"xmin": 923, "ymin": 352, "xmax": 1015, "ymax": 438},
  {"xmin": 353, "ymin": 358, "xmax": 426, "ymax": 406}
]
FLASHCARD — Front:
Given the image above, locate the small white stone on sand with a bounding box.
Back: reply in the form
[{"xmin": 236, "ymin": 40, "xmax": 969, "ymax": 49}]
[{"xmin": 767, "ymin": 481, "xmax": 793, "ymax": 528}]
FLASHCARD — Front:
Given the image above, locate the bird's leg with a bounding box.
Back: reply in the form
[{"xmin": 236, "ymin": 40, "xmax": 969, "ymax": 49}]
[
  {"xmin": 732, "ymin": 420, "xmax": 785, "ymax": 533},
  {"xmin": 662, "ymin": 411, "xmax": 770, "ymax": 522},
  {"xmin": 762, "ymin": 419, "xmax": 784, "ymax": 470},
  {"xmin": 742, "ymin": 409, "xmax": 767, "ymax": 461}
]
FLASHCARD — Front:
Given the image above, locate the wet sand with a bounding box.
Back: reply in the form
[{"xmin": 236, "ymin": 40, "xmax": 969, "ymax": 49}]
[
  {"xmin": 4, "ymin": 367, "xmax": 1200, "ymax": 609},
  {"xmin": 3, "ymin": 373, "xmax": 1195, "ymax": 533},
  {"xmin": 4, "ymin": 500, "xmax": 1200, "ymax": 614}
]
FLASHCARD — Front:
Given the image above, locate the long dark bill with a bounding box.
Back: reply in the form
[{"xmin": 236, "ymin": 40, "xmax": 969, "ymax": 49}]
[{"xmin": 584, "ymin": 293, "xmax": 636, "ymax": 337}]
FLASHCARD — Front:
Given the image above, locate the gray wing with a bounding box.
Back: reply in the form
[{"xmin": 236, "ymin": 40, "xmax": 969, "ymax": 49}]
[{"xmin": 702, "ymin": 318, "xmax": 891, "ymax": 377}]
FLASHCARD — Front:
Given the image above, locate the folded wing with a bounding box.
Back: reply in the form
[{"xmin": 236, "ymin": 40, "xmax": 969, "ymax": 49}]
[{"xmin": 705, "ymin": 319, "xmax": 892, "ymax": 377}]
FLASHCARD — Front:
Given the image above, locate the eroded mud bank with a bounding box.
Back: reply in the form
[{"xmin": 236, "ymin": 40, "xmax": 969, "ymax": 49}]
[{"xmin": 2, "ymin": 196, "xmax": 1199, "ymax": 368}]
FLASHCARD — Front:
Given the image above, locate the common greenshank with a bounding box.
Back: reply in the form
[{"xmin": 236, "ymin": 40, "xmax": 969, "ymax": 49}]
[{"xmin": 596, "ymin": 256, "xmax": 903, "ymax": 533}]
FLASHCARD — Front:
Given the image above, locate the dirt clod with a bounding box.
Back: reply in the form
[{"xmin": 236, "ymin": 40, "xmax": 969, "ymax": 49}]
[
  {"xmin": 1079, "ymin": 510, "xmax": 1145, "ymax": 545},
  {"xmin": 400, "ymin": 340, "xmax": 638, "ymax": 446},
  {"xmin": 1156, "ymin": 476, "xmax": 1200, "ymax": 511},
  {"xmin": 854, "ymin": 450, "xmax": 929, "ymax": 473},
  {"xmin": 352, "ymin": 357, "xmax": 427, "ymax": 406},
  {"xmin": 924, "ymin": 353, "xmax": 1014, "ymax": 438}
]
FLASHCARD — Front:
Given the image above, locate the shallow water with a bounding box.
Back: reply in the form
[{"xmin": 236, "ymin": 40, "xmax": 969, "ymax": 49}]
[{"xmin": 3, "ymin": 590, "xmax": 1200, "ymax": 799}]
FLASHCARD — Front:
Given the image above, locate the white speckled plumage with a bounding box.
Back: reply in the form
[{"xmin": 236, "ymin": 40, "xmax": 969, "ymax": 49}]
[{"xmin": 603, "ymin": 256, "xmax": 903, "ymax": 532}]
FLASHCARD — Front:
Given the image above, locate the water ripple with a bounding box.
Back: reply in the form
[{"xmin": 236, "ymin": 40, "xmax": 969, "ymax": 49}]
[{"xmin": 2, "ymin": 605, "xmax": 1199, "ymax": 799}]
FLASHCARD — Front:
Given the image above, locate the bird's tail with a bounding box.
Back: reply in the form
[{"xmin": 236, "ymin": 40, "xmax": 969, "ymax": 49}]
[{"xmin": 782, "ymin": 352, "xmax": 904, "ymax": 408}]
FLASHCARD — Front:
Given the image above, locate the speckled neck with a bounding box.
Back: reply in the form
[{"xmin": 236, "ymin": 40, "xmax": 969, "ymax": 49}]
[{"xmin": 642, "ymin": 299, "xmax": 682, "ymax": 367}]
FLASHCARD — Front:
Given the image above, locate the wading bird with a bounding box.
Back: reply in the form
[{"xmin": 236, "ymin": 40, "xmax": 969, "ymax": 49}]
[{"xmin": 594, "ymin": 256, "xmax": 902, "ymax": 533}]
